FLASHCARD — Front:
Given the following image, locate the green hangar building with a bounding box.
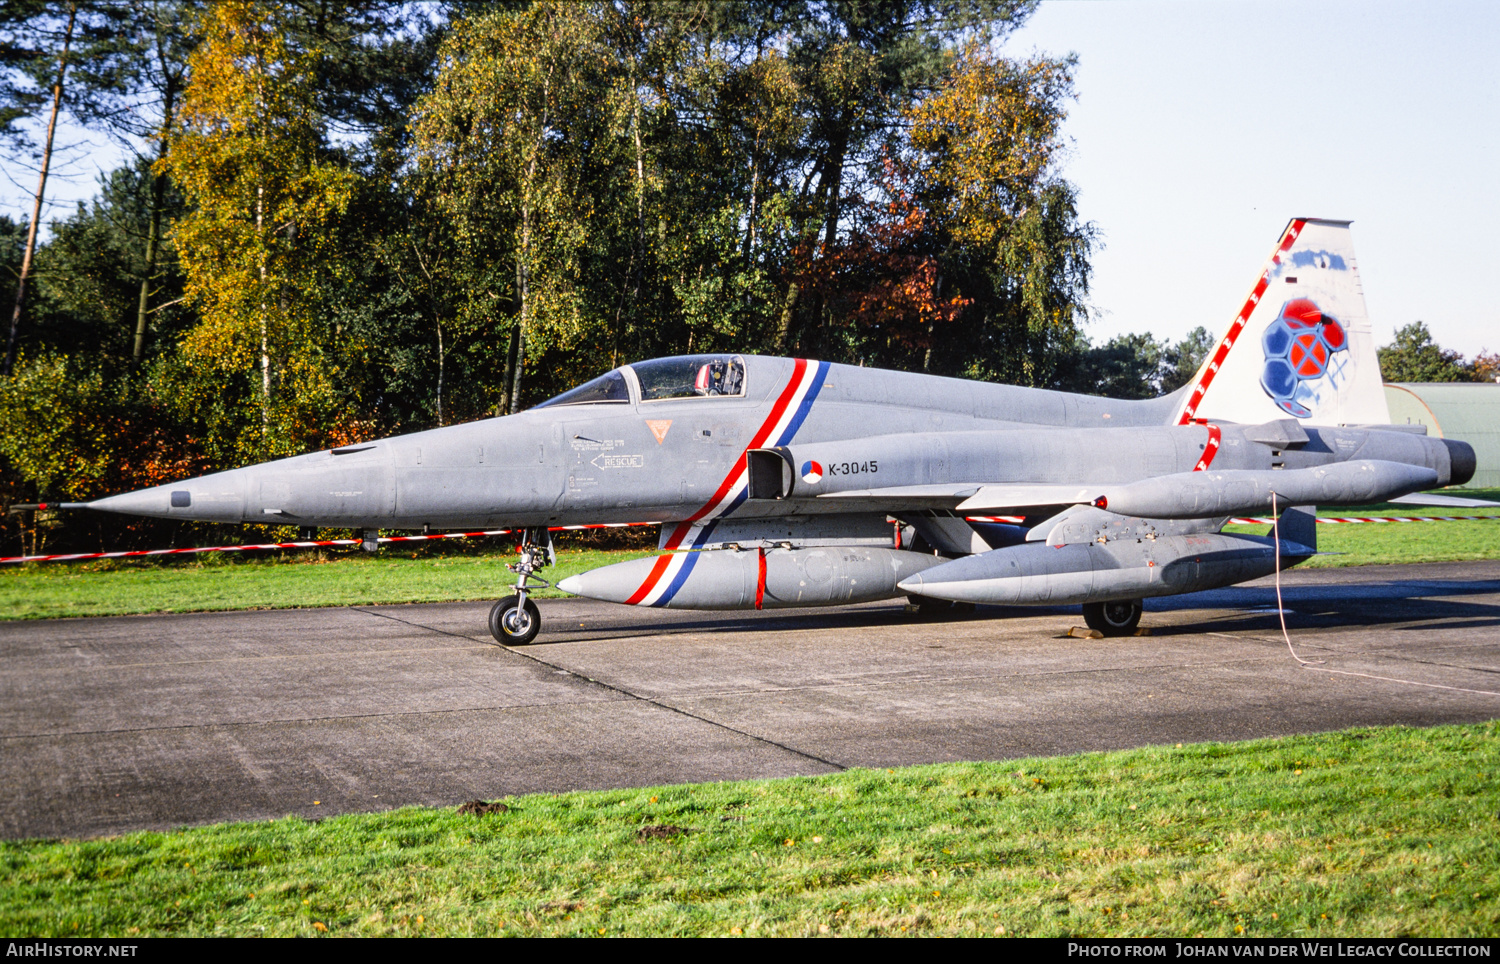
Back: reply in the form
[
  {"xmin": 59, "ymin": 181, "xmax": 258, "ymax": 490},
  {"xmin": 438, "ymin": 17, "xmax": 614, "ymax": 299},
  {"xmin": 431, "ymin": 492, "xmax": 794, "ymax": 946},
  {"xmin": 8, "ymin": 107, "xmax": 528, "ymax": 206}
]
[{"xmin": 1384, "ymin": 382, "xmax": 1500, "ymax": 489}]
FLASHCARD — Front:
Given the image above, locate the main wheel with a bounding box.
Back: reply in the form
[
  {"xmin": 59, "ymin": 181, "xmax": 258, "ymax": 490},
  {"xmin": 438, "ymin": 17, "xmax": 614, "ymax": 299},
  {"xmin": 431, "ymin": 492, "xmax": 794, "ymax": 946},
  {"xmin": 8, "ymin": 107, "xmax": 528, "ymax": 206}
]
[
  {"xmin": 1081, "ymin": 599, "xmax": 1143, "ymax": 636},
  {"xmin": 489, "ymin": 595, "xmax": 541, "ymax": 645}
]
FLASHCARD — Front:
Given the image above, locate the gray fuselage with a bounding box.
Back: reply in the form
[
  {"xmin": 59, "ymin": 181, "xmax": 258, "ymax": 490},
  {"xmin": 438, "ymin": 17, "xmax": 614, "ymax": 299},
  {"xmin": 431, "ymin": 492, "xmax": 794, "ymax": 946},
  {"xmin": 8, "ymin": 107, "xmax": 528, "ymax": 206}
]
[{"xmin": 88, "ymin": 355, "xmax": 1462, "ymax": 530}]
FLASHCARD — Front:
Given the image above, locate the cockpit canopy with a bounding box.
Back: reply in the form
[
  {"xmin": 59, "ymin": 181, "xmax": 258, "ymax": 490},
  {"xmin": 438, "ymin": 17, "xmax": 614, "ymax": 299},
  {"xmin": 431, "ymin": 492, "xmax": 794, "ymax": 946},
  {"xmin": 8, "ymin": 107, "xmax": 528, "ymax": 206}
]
[
  {"xmin": 634, "ymin": 355, "xmax": 745, "ymax": 400},
  {"xmin": 535, "ymin": 354, "xmax": 746, "ymax": 409},
  {"xmin": 533, "ymin": 369, "xmax": 630, "ymax": 408}
]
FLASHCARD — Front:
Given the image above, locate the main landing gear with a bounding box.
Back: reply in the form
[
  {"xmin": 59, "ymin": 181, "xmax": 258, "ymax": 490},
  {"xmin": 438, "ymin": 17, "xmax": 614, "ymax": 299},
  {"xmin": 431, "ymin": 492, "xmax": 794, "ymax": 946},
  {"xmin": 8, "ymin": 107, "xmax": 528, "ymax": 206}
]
[
  {"xmin": 1081, "ymin": 599, "xmax": 1143, "ymax": 636},
  {"xmin": 490, "ymin": 527, "xmax": 554, "ymax": 645}
]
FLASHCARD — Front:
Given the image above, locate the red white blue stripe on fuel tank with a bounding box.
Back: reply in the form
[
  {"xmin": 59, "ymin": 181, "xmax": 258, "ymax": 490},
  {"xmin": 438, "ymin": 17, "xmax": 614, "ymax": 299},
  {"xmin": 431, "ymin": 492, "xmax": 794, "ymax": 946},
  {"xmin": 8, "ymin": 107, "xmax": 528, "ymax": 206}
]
[{"xmin": 625, "ymin": 359, "xmax": 830, "ymax": 607}]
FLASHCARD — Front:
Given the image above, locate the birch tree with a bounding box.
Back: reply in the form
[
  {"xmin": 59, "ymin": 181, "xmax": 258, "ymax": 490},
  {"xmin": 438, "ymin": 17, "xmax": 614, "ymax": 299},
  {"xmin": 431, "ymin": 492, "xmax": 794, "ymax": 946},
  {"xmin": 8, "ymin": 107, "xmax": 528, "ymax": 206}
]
[
  {"xmin": 412, "ymin": 2, "xmax": 623, "ymax": 414},
  {"xmin": 166, "ymin": 1, "xmax": 358, "ymax": 458}
]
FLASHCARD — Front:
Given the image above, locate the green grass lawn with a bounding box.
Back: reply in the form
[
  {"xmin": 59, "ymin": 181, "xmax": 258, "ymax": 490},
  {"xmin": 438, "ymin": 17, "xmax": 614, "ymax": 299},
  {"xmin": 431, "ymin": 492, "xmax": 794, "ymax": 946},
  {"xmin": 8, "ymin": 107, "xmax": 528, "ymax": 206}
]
[
  {"xmin": 2, "ymin": 723, "xmax": 1495, "ymax": 937},
  {"xmin": 1225, "ymin": 517, "xmax": 1500, "ymax": 569},
  {"xmin": 1218, "ymin": 487, "xmax": 1500, "ymax": 568}
]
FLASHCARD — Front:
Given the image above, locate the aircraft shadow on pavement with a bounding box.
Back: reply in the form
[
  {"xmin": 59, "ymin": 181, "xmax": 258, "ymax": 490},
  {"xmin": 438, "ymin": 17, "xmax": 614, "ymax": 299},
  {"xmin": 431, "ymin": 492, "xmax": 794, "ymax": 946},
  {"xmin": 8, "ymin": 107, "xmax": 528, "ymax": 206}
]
[
  {"xmin": 1141, "ymin": 581, "xmax": 1500, "ymax": 636},
  {"xmin": 521, "ymin": 575, "xmax": 1500, "ymax": 647},
  {"xmin": 522, "ymin": 600, "xmax": 1078, "ymax": 646}
]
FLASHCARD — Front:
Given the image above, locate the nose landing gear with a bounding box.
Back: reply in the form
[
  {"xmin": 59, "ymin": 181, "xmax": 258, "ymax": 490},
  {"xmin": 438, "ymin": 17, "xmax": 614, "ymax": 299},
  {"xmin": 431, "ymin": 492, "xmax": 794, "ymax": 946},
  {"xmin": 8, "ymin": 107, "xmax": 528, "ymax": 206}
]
[{"xmin": 490, "ymin": 527, "xmax": 553, "ymax": 645}]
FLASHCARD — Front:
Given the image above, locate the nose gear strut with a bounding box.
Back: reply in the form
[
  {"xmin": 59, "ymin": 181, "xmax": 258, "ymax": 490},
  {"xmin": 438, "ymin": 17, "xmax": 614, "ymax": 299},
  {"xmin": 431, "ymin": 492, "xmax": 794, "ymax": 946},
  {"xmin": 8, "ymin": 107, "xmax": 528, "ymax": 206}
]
[{"xmin": 489, "ymin": 527, "xmax": 554, "ymax": 645}]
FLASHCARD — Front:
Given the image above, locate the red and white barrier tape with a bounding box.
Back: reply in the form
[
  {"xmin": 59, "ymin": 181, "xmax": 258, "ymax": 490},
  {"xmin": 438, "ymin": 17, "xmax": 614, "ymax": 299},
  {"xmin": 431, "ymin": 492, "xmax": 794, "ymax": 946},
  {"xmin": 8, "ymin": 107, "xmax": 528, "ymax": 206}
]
[
  {"xmin": 0, "ymin": 522, "xmax": 657, "ymax": 565},
  {"xmin": 965, "ymin": 514, "xmax": 1500, "ymax": 526},
  {"xmin": 1229, "ymin": 515, "xmax": 1500, "ymax": 525},
  {"xmin": 4, "ymin": 514, "xmax": 1494, "ymax": 566}
]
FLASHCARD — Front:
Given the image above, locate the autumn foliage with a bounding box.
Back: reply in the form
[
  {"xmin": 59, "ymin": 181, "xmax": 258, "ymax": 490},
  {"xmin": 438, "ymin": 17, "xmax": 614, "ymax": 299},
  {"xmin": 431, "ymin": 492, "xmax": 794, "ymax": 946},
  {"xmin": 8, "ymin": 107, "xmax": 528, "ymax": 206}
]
[{"xmin": 2, "ymin": 1, "xmax": 1100, "ymax": 552}]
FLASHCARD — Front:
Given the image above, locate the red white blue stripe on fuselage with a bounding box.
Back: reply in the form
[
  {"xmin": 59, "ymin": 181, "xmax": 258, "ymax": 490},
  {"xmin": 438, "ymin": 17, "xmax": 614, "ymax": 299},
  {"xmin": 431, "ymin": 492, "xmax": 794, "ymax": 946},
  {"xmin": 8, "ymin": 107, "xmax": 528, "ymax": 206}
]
[{"xmin": 625, "ymin": 359, "xmax": 830, "ymax": 607}]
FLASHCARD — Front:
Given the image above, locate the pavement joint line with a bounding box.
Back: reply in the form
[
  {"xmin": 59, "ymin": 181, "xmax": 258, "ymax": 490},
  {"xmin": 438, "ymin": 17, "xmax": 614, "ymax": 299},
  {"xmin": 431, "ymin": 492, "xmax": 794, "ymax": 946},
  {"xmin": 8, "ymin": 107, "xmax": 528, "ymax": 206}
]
[
  {"xmin": 517, "ymin": 652, "xmax": 849, "ymax": 773},
  {"xmin": 1204, "ymin": 631, "xmax": 1500, "ymax": 688},
  {"xmin": 1211, "ymin": 627, "xmax": 1500, "ymax": 668},
  {"xmin": 1232, "ymin": 636, "xmax": 1500, "ymax": 678},
  {"xmin": 1377, "ymin": 656, "xmax": 1500, "ymax": 678},
  {"xmin": 0, "ymin": 694, "xmax": 640, "ymax": 743},
  {"xmin": 604, "ymin": 656, "xmax": 1331, "ymax": 700},
  {"xmin": 384, "ymin": 637, "xmax": 858, "ymax": 775},
  {"xmin": 351, "ymin": 603, "xmax": 849, "ymax": 771}
]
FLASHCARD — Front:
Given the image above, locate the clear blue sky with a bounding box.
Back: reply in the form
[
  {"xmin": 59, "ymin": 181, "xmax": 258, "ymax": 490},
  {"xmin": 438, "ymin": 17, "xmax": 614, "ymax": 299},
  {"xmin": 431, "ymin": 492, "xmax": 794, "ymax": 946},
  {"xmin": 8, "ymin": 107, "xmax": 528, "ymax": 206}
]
[
  {"xmin": 1004, "ymin": 0, "xmax": 1500, "ymax": 358},
  {"xmin": 8, "ymin": 1, "xmax": 1496, "ymax": 358}
]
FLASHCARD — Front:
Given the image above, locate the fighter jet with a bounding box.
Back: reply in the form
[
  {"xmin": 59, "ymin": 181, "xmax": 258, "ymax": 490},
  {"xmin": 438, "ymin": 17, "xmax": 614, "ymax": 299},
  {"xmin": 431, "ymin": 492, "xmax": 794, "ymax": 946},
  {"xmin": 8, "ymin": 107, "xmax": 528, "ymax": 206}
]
[{"xmin": 78, "ymin": 218, "xmax": 1480, "ymax": 643}]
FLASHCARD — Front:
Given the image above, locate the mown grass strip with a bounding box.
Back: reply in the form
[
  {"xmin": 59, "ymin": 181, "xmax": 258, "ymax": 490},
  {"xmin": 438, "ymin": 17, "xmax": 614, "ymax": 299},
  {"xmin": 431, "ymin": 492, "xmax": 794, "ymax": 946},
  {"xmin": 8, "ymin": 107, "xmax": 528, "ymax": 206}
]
[
  {"xmin": 1, "ymin": 723, "xmax": 1496, "ymax": 937},
  {"xmin": 1223, "ymin": 517, "xmax": 1500, "ymax": 569}
]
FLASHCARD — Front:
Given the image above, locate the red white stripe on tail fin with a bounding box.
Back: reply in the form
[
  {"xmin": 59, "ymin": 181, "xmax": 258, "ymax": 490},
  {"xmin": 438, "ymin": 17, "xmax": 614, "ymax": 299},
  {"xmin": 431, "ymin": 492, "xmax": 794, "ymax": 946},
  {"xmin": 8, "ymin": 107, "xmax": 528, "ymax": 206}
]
[{"xmin": 1174, "ymin": 218, "xmax": 1390, "ymax": 427}]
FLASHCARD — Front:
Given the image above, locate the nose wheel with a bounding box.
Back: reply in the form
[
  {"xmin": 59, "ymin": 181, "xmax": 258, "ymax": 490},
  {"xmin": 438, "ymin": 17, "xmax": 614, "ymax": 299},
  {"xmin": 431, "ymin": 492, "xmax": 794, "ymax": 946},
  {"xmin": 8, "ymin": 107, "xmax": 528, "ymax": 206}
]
[
  {"xmin": 490, "ymin": 527, "xmax": 553, "ymax": 645},
  {"xmin": 489, "ymin": 594, "xmax": 541, "ymax": 645}
]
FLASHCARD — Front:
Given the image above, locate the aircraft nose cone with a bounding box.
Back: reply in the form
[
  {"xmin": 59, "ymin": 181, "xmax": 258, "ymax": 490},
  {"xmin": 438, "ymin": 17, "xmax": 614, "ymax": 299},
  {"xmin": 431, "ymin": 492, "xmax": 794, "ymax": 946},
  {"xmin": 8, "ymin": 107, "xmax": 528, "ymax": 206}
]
[
  {"xmin": 89, "ymin": 485, "xmax": 179, "ymax": 518},
  {"xmin": 556, "ymin": 575, "xmax": 582, "ymax": 595},
  {"xmin": 88, "ymin": 472, "xmax": 249, "ymax": 523}
]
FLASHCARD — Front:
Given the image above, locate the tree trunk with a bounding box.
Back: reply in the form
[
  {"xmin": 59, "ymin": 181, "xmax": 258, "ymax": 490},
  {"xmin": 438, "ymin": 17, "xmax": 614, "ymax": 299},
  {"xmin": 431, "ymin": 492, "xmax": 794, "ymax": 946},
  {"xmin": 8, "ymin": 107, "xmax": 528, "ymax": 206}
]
[
  {"xmin": 132, "ymin": 82, "xmax": 178, "ymax": 362},
  {"xmin": 4, "ymin": 2, "xmax": 77, "ymax": 377},
  {"xmin": 258, "ymin": 182, "xmax": 270, "ymax": 430},
  {"xmin": 608, "ymin": 93, "xmax": 646, "ymax": 371},
  {"xmin": 775, "ymin": 281, "xmax": 799, "ymax": 354},
  {"xmin": 499, "ymin": 323, "xmax": 518, "ymax": 417},
  {"xmin": 510, "ymin": 159, "xmax": 537, "ymax": 416},
  {"xmin": 434, "ymin": 317, "xmax": 444, "ymax": 427}
]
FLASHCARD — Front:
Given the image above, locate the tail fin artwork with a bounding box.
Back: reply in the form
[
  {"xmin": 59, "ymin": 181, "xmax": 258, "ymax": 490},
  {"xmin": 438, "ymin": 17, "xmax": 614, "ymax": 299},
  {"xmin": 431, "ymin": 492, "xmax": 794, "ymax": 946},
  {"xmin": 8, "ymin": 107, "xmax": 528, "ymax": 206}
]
[{"xmin": 1173, "ymin": 218, "xmax": 1391, "ymax": 427}]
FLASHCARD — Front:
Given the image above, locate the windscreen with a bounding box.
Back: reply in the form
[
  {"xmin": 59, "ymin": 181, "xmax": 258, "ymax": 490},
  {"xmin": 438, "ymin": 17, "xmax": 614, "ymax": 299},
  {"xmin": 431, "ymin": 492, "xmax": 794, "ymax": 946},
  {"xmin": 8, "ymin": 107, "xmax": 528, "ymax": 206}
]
[
  {"xmin": 533, "ymin": 369, "xmax": 630, "ymax": 408},
  {"xmin": 631, "ymin": 355, "xmax": 746, "ymax": 402}
]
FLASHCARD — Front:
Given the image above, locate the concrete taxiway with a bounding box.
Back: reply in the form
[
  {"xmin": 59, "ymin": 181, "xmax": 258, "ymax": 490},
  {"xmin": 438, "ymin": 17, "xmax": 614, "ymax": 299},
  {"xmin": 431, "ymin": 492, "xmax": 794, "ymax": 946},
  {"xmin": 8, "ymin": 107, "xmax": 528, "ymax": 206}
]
[{"xmin": 3, "ymin": 560, "xmax": 1499, "ymax": 840}]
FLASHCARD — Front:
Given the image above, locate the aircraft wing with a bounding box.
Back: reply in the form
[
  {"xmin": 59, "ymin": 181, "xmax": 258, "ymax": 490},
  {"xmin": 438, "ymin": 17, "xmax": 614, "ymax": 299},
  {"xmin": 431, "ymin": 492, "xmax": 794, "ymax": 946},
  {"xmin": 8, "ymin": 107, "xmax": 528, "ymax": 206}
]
[
  {"xmin": 1388, "ymin": 492, "xmax": 1500, "ymax": 509},
  {"xmin": 812, "ymin": 482, "xmax": 1095, "ymax": 517},
  {"xmin": 797, "ymin": 457, "xmax": 1442, "ymax": 522},
  {"xmin": 813, "ymin": 483, "xmax": 984, "ymax": 502},
  {"xmin": 954, "ymin": 484, "xmax": 1099, "ymax": 513}
]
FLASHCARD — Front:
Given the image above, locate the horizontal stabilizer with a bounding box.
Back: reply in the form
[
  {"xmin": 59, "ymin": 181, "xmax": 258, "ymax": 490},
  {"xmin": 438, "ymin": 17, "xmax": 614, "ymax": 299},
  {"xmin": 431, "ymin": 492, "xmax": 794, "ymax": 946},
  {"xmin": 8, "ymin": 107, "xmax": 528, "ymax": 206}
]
[{"xmin": 1389, "ymin": 492, "xmax": 1500, "ymax": 509}]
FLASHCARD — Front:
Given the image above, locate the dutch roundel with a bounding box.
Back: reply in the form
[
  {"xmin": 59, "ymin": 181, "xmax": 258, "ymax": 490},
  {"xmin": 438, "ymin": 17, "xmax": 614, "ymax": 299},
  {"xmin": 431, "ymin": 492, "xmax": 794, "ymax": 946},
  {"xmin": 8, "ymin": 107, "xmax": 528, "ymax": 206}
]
[{"xmin": 800, "ymin": 460, "xmax": 823, "ymax": 484}]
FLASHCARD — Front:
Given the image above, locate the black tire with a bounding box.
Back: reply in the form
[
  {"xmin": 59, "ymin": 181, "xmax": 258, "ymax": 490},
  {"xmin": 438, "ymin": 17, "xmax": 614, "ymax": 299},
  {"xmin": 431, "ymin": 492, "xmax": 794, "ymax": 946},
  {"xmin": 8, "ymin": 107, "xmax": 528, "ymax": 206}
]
[
  {"xmin": 1081, "ymin": 600, "xmax": 1143, "ymax": 636},
  {"xmin": 489, "ymin": 595, "xmax": 541, "ymax": 645}
]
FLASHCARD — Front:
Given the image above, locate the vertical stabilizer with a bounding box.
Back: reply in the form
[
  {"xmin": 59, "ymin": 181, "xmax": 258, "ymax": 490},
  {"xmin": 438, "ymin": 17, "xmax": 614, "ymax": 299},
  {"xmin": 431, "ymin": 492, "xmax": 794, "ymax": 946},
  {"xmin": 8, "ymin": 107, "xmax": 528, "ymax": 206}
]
[{"xmin": 1174, "ymin": 218, "xmax": 1390, "ymax": 427}]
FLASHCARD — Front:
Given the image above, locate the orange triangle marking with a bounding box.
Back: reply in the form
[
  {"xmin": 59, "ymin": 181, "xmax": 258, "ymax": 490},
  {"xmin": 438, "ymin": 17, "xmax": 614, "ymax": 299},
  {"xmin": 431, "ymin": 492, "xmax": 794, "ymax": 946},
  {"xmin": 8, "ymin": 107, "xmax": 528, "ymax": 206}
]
[{"xmin": 646, "ymin": 419, "xmax": 672, "ymax": 444}]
